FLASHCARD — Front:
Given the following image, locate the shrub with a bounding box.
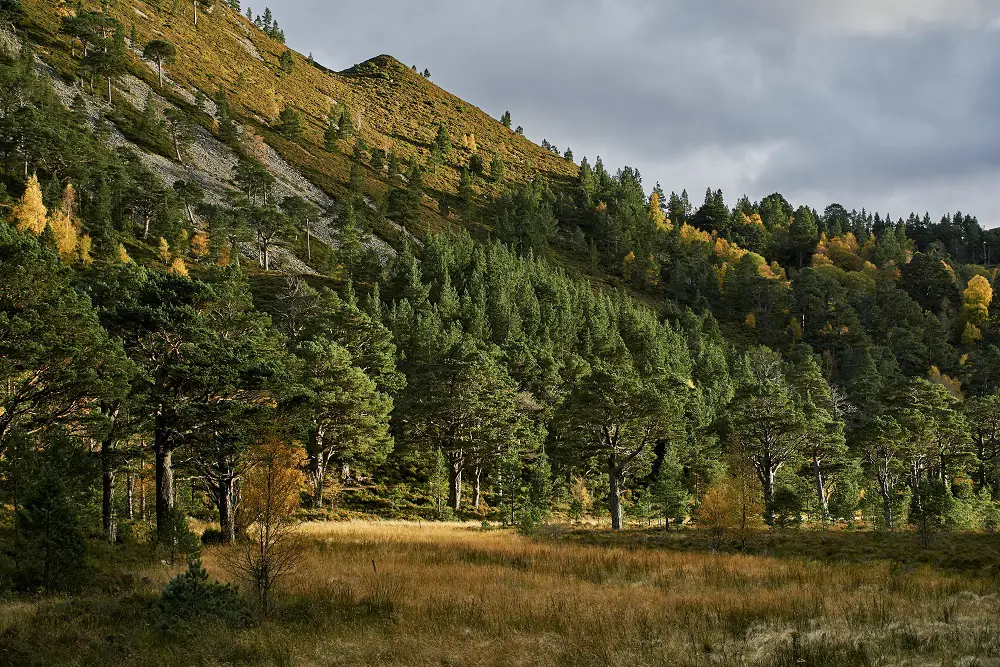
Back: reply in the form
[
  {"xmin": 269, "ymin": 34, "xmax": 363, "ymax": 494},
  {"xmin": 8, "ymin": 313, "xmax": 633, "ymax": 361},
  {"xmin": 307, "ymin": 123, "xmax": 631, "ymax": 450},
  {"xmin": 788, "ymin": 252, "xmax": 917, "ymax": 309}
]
[
  {"xmin": 827, "ymin": 477, "xmax": 861, "ymax": 524},
  {"xmin": 770, "ymin": 486, "xmax": 805, "ymax": 529},
  {"xmin": 158, "ymin": 559, "xmax": 250, "ymax": 629},
  {"xmin": 909, "ymin": 481, "xmax": 952, "ymax": 547},
  {"xmin": 201, "ymin": 528, "xmax": 226, "ymax": 545},
  {"xmin": 159, "ymin": 508, "xmax": 201, "ymax": 566}
]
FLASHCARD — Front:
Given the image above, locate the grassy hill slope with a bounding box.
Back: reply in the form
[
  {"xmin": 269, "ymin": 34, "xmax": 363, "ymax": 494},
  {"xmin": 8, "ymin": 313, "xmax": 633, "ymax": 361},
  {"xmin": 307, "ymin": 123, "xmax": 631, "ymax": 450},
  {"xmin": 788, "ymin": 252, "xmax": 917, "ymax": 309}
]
[{"xmin": 21, "ymin": 0, "xmax": 578, "ymax": 246}]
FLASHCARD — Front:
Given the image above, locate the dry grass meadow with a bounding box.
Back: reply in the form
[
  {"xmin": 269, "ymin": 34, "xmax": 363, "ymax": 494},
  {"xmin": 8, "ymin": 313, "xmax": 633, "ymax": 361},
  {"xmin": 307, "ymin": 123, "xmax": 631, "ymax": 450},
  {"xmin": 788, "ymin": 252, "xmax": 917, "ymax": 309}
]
[{"xmin": 4, "ymin": 521, "xmax": 1000, "ymax": 666}]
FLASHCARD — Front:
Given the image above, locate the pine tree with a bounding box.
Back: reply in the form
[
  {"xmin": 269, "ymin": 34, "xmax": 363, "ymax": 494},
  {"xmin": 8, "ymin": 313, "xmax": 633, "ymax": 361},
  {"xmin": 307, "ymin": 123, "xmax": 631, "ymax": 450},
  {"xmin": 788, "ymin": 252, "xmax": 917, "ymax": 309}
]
[
  {"xmin": 501, "ymin": 110, "xmax": 511, "ymax": 128},
  {"xmin": 338, "ymin": 109, "xmax": 354, "ymax": 139},
  {"xmin": 323, "ymin": 111, "xmax": 340, "ymax": 153},
  {"xmin": 652, "ymin": 447, "xmax": 689, "ymax": 531},
  {"xmin": 276, "ymin": 104, "xmax": 302, "ymax": 139},
  {"xmin": 278, "ymin": 49, "xmax": 294, "ymax": 74},
  {"xmin": 434, "ymin": 120, "xmax": 452, "ymax": 159},
  {"xmin": 458, "ymin": 169, "xmax": 475, "ymax": 218},
  {"xmin": 490, "ymin": 152, "xmax": 506, "ymax": 182},
  {"xmin": 142, "ymin": 39, "xmax": 176, "ymax": 88}
]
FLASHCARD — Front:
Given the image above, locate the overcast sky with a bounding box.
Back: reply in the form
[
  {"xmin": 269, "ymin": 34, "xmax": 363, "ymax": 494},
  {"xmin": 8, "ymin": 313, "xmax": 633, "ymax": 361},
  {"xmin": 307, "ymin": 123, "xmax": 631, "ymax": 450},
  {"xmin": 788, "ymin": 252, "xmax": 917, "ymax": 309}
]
[{"xmin": 276, "ymin": 0, "xmax": 1000, "ymax": 225}]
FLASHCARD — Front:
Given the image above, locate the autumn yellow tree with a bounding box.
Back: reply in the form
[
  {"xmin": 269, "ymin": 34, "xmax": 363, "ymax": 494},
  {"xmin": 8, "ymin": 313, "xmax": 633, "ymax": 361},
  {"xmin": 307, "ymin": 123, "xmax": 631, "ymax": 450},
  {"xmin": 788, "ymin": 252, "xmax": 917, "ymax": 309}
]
[
  {"xmin": 190, "ymin": 230, "xmax": 210, "ymax": 257},
  {"xmin": 78, "ymin": 234, "xmax": 93, "ymax": 265},
  {"xmin": 116, "ymin": 243, "xmax": 131, "ymax": 263},
  {"xmin": 158, "ymin": 237, "xmax": 172, "ymax": 264},
  {"xmin": 698, "ymin": 460, "xmax": 764, "ymax": 549},
  {"xmin": 648, "ymin": 192, "xmax": 669, "ymax": 231},
  {"xmin": 10, "ymin": 174, "xmax": 47, "ymax": 235},
  {"xmin": 227, "ymin": 438, "xmax": 306, "ymax": 613},
  {"xmin": 169, "ymin": 257, "xmax": 189, "ymax": 277},
  {"xmin": 964, "ymin": 275, "xmax": 993, "ymax": 326}
]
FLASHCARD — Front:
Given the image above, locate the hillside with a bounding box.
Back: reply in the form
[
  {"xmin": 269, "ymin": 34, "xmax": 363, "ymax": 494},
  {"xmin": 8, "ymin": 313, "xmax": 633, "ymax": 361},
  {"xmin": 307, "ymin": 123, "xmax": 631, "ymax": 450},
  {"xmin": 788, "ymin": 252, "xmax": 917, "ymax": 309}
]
[{"xmin": 18, "ymin": 0, "xmax": 578, "ymax": 262}]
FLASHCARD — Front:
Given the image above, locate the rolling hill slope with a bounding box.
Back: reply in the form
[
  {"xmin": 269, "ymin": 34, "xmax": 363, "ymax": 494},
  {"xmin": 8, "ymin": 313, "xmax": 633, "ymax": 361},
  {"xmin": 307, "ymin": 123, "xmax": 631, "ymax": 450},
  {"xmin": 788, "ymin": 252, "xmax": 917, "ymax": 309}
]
[{"xmin": 17, "ymin": 0, "xmax": 578, "ymax": 266}]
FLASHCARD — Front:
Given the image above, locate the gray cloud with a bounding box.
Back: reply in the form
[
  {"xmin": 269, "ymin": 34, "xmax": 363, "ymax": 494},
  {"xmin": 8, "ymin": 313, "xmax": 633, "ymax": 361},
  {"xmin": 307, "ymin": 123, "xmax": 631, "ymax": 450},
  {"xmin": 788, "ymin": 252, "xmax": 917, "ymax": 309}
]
[{"xmin": 274, "ymin": 0, "xmax": 1000, "ymax": 224}]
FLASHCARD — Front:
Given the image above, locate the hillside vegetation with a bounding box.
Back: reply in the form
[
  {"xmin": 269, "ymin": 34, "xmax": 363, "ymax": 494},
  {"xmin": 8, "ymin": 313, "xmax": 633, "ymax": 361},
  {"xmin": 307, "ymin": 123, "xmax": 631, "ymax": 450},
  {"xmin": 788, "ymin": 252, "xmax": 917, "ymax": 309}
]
[{"xmin": 21, "ymin": 0, "xmax": 577, "ymax": 241}]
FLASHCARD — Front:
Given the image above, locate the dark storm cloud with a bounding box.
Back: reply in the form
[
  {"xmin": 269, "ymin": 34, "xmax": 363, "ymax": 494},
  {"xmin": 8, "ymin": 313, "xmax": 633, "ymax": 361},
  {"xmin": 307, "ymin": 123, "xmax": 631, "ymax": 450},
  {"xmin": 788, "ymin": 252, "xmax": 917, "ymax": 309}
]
[{"xmin": 275, "ymin": 0, "xmax": 1000, "ymax": 222}]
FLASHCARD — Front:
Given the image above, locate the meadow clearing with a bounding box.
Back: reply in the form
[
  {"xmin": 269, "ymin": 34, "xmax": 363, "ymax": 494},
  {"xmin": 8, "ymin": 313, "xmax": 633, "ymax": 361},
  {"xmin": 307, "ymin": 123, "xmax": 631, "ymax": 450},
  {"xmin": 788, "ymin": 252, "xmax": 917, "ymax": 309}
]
[{"xmin": 2, "ymin": 522, "xmax": 1000, "ymax": 667}]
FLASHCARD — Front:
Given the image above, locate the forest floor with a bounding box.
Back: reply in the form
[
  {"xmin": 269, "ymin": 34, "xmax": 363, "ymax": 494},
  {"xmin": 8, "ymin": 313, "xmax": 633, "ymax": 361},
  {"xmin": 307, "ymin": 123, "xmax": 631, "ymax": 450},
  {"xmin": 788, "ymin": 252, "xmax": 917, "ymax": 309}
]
[{"xmin": 3, "ymin": 521, "xmax": 1000, "ymax": 666}]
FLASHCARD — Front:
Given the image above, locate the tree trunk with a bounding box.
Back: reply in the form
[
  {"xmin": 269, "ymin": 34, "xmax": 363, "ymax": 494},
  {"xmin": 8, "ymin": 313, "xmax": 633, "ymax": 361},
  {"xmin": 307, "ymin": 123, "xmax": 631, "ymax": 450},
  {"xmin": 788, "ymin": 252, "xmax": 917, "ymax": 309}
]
[
  {"xmin": 608, "ymin": 459, "xmax": 623, "ymax": 531},
  {"xmin": 125, "ymin": 472, "xmax": 135, "ymax": 520},
  {"xmin": 102, "ymin": 453, "xmax": 117, "ymax": 543},
  {"xmin": 217, "ymin": 473, "xmax": 236, "ymax": 543},
  {"xmin": 154, "ymin": 414, "xmax": 174, "ymax": 538},
  {"xmin": 157, "ymin": 60, "xmax": 163, "ymax": 88},
  {"xmin": 447, "ymin": 453, "xmax": 463, "ymax": 511},
  {"xmin": 306, "ymin": 219, "xmax": 312, "ymax": 261},
  {"xmin": 812, "ymin": 457, "xmax": 829, "ymax": 523},
  {"xmin": 882, "ymin": 493, "xmax": 894, "ymax": 531},
  {"xmin": 310, "ymin": 427, "xmax": 328, "ymax": 508},
  {"xmin": 877, "ymin": 475, "xmax": 894, "ymax": 531},
  {"xmin": 472, "ymin": 466, "xmax": 482, "ymax": 510},
  {"xmin": 101, "ymin": 406, "xmax": 120, "ymax": 542},
  {"xmin": 193, "ymin": 0, "xmax": 198, "ymax": 26},
  {"xmin": 762, "ymin": 467, "xmax": 776, "ymax": 525}
]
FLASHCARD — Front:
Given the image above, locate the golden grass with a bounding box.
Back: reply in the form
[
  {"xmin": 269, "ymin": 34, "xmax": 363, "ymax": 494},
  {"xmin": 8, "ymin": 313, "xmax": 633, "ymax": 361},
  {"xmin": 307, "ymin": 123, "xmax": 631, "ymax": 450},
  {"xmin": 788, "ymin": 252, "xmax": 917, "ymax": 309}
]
[
  {"xmin": 4, "ymin": 521, "xmax": 1000, "ymax": 665},
  {"xmin": 185, "ymin": 521, "xmax": 1000, "ymax": 666}
]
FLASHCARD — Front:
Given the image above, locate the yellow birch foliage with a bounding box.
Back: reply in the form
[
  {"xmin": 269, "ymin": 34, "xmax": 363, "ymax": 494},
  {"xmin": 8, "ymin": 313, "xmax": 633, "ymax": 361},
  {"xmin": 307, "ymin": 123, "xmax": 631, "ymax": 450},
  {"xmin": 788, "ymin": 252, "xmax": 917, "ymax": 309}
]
[
  {"xmin": 698, "ymin": 472, "xmax": 764, "ymax": 548},
  {"xmin": 648, "ymin": 193, "xmax": 668, "ymax": 231},
  {"xmin": 963, "ymin": 322, "xmax": 983, "ymax": 346},
  {"xmin": 963, "ymin": 275, "xmax": 993, "ymax": 326},
  {"xmin": 46, "ymin": 183, "xmax": 85, "ymax": 262},
  {"xmin": 11, "ymin": 174, "xmax": 47, "ymax": 235},
  {"xmin": 622, "ymin": 251, "xmax": 636, "ymax": 280},
  {"xmin": 158, "ymin": 237, "xmax": 172, "ymax": 264},
  {"xmin": 217, "ymin": 242, "xmax": 232, "ymax": 267},
  {"xmin": 169, "ymin": 257, "xmax": 188, "ymax": 277},
  {"xmin": 190, "ymin": 230, "xmax": 211, "ymax": 257},
  {"xmin": 78, "ymin": 234, "xmax": 93, "ymax": 265},
  {"xmin": 928, "ymin": 365, "xmax": 964, "ymax": 399},
  {"xmin": 47, "ymin": 209, "xmax": 79, "ymax": 261},
  {"xmin": 679, "ymin": 223, "xmax": 711, "ymax": 245}
]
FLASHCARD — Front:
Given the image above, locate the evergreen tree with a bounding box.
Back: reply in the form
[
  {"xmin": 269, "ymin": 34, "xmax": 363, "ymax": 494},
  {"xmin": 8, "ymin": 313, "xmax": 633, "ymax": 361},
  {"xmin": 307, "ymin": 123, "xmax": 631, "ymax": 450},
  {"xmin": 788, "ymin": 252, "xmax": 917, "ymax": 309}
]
[
  {"xmin": 276, "ymin": 104, "xmax": 302, "ymax": 140},
  {"xmin": 278, "ymin": 49, "xmax": 294, "ymax": 74},
  {"xmin": 142, "ymin": 39, "xmax": 176, "ymax": 88},
  {"xmin": 652, "ymin": 446, "xmax": 689, "ymax": 531}
]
